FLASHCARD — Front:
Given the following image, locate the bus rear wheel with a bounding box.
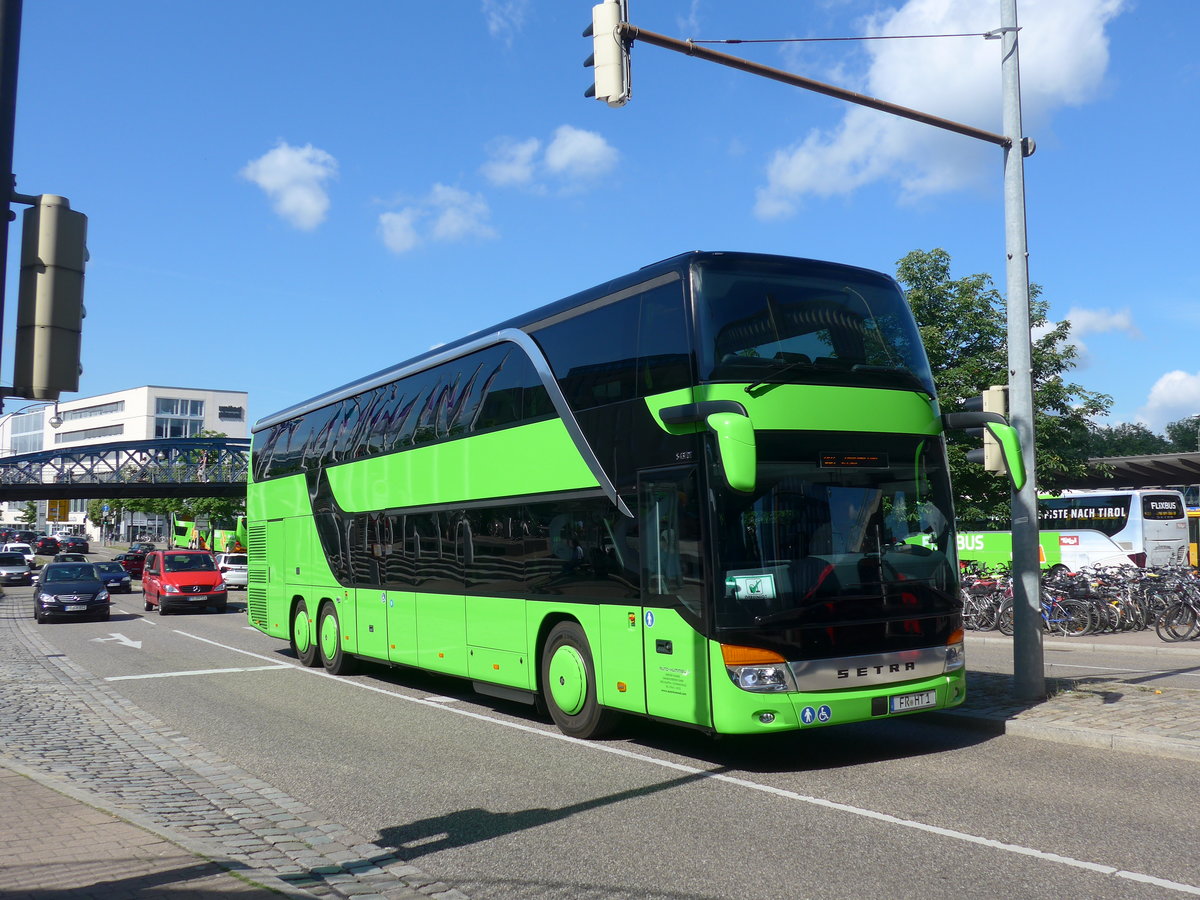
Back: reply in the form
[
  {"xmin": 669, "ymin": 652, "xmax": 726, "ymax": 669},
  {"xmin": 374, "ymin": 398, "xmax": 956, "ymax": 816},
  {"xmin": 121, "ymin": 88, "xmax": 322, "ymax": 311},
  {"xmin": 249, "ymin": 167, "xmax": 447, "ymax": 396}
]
[
  {"xmin": 291, "ymin": 599, "xmax": 320, "ymax": 667},
  {"xmin": 540, "ymin": 621, "xmax": 617, "ymax": 739},
  {"xmin": 317, "ymin": 602, "xmax": 356, "ymax": 676}
]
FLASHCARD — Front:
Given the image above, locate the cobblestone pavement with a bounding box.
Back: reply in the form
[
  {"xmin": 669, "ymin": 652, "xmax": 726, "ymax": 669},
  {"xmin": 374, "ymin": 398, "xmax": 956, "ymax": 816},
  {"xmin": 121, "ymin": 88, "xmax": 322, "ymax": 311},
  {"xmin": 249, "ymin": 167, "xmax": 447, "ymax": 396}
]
[
  {"xmin": 3, "ymin": 587, "xmax": 1199, "ymax": 899},
  {"xmin": 0, "ymin": 593, "xmax": 469, "ymax": 900}
]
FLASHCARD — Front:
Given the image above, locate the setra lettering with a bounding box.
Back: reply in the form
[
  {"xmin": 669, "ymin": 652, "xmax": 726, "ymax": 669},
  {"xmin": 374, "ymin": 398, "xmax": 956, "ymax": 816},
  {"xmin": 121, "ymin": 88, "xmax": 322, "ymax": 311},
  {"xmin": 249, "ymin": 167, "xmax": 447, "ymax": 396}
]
[{"xmin": 836, "ymin": 661, "xmax": 917, "ymax": 680}]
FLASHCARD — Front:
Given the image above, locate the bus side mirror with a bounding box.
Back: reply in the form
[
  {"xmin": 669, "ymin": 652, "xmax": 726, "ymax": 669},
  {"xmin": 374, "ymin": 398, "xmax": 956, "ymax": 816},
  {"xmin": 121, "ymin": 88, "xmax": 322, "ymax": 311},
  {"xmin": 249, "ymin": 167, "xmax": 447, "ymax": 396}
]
[
  {"xmin": 941, "ymin": 411, "xmax": 1027, "ymax": 492},
  {"xmin": 705, "ymin": 411, "xmax": 756, "ymax": 493},
  {"xmin": 657, "ymin": 401, "xmax": 757, "ymax": 494}
]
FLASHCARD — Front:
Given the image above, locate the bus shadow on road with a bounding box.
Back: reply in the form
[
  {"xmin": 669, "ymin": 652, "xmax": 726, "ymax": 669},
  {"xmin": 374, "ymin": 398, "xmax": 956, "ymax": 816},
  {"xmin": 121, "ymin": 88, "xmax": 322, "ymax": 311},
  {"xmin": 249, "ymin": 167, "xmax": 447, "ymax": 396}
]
[{"xmin": 376, "ymin": 769, "xmax": 720, "ymax": 859}]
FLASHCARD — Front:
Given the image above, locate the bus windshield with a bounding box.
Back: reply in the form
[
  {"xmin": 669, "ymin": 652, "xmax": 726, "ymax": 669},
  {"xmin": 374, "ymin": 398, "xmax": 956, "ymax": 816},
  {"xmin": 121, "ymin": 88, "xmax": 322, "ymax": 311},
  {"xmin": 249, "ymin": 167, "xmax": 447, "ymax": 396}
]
[
  {"xmin": 711, "ymin": 432, "xmax": 957, "ymax": 653},
  {"xmin": 694, "ymin": 258, "xmax": 936, "ymax": 395}
]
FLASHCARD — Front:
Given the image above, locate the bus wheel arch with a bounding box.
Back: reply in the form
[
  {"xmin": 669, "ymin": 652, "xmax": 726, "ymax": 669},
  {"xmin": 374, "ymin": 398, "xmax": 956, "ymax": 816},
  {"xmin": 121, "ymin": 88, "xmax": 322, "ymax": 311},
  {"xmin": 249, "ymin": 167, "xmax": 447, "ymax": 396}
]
[
  {"xmin": 290, "ymin": 596, "xmax": 320, "ymax": 668},
  {"xmin": 316, "ymin": 599, "xmax": 356, "ymax": 676},
  {"xmin": 538, "ymin": 618, "xmax": 617, "ymax": 739}
]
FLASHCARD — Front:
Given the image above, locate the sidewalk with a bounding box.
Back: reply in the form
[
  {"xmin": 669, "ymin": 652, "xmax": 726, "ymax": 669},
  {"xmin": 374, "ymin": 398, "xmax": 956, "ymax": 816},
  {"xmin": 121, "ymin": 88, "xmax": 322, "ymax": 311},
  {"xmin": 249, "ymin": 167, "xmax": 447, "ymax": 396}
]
[
  {"xmin": 0, "ymin": 593, "xmax": 468, "ymax": 900},
  {"xmin": 3, "ymin": 595, "xmax": 1199, "ymax": 900},
  {"xmin": 942, "ymin": 631, "xmax": 1200, "ymax": 761}
]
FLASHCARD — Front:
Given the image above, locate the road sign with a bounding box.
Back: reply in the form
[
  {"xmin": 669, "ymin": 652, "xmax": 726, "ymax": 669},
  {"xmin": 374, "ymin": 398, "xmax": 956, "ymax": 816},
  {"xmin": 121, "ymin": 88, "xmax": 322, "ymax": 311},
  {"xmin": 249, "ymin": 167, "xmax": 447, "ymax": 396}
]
[{"xmin": 47, "ymin": 498, "xmax": 69, "ymax": 521}]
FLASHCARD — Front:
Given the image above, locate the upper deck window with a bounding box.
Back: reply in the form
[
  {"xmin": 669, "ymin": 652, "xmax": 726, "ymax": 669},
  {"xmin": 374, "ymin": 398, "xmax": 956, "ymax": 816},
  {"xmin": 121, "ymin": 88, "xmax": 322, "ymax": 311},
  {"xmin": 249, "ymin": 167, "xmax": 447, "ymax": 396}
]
[{"xmin": 694, "ymin": 258, "xmax": 935, "ymax": 396}]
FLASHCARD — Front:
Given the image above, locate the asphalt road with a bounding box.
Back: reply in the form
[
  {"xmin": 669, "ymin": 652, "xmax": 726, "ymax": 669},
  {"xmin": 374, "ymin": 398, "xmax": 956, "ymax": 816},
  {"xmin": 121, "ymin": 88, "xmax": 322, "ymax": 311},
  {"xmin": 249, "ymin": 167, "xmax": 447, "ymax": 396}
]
[{"xmin": 17, "ymin": 576, "xmax": 1200, "ymax": 900}]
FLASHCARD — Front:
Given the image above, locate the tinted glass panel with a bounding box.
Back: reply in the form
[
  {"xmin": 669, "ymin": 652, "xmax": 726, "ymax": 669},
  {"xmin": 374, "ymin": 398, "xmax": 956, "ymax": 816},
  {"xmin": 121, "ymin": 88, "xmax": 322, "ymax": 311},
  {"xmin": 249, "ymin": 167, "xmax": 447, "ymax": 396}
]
[
  {"xmin": 536, "ymin": 296, "xmax": 640, "ymax": 409},
  {"xmin": 695, "ymin": 258, "xmax": 935, "ymax": 395}
]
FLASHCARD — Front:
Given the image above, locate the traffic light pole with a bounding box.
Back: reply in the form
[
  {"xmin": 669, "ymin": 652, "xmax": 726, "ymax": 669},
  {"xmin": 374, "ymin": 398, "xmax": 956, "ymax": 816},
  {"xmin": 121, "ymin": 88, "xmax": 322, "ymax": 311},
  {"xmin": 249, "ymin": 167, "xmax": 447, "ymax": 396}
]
[
  {"xmin": 593, "ymin": 0, "xmax": 1045, "ymax": 699},
  {"xmin": 999, "ymin": 0, "xmax": 1044, "ymax": 701}
]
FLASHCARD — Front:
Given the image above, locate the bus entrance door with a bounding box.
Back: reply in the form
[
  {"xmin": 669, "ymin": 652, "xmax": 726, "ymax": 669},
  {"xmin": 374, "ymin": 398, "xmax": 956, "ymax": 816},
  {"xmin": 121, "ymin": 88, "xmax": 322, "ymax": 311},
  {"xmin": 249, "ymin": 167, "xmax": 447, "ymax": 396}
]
[{"xmin": 639, "ymin": 472, "xmax": 712, "ymax": 728}]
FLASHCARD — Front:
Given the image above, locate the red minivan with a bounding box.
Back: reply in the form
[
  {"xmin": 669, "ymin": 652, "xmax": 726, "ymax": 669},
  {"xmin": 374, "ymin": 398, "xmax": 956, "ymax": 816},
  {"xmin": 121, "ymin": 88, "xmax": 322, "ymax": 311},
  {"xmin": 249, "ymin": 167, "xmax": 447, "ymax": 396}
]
[{"xmin": 141, "ymin": 549, "xmax": 228, "ymax": 614}]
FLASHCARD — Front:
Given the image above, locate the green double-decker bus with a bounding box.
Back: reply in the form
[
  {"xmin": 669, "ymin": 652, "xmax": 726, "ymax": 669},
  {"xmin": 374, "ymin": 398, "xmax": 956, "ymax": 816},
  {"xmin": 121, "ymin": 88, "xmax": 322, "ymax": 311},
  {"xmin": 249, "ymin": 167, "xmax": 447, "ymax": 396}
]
[{"xmin": 248, "ymin": 251, "xmax": 967, "ymax": 737}]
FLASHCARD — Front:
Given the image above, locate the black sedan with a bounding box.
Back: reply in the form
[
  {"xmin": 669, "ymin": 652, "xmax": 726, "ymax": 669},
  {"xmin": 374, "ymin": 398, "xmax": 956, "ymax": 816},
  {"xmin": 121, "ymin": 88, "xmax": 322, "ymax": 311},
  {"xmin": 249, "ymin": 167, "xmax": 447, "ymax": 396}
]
[
  {"xmin": 61, "ymin": 536, "xmax": 90, "ymax": 553},
  {"xmin": 33, "ymin": 563, "xmax": 111, "ymax": 623},
  {"xmin": 93, "ymin": 561, "xmax": 133, "ymax": 594}
]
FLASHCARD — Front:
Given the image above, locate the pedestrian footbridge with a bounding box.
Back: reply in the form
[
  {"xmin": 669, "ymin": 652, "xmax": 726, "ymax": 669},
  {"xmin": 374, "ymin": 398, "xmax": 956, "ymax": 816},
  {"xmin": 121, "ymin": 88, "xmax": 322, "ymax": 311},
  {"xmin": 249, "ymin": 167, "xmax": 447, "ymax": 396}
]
[{"xmin": 0, "ymin": 437, "xmax": 249, "ymax": 500}]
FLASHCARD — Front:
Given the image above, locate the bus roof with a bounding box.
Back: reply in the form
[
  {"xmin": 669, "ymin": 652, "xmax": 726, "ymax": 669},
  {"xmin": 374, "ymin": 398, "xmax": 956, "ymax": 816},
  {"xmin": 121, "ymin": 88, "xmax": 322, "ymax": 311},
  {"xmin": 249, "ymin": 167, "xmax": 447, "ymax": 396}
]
[{"xmin": 253, "ymin": 251, "xmax": 896, "ymax": 433}]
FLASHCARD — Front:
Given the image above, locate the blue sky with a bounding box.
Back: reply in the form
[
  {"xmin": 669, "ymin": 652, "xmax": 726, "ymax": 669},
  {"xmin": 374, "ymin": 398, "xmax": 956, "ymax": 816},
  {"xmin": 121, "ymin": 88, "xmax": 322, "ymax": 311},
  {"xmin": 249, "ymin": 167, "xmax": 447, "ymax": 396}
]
[{"xmin": 4, "ymin": 0, "xmax": 1195, "ymax": 435}]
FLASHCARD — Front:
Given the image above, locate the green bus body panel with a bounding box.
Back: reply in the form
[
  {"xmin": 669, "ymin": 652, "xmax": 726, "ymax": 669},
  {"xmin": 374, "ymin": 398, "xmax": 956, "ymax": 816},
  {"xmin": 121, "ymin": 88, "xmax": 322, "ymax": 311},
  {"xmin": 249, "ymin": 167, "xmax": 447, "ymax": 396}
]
[
  {"xmin": 415, "ymin": 592, "xmax": 468, "ymax": 677},
  {"xmin": 643, "ymin": 609, "xmax": 713, "ymax": 726},
  {"xmin": 596, "ymin": 605, "xmax": 647, "ymax": 714},
  {"xmin": 648, "ymin": 384, "xmax": 940, "ymax": 435},
  {"xmin": 386, "ymin": 592, "xmax": 418, "ymax": 665},
  {"xmin": 706, "ymin": 643, "xmax": 967, "ymax": 735},
  {"xmin": 327, "ymin": 419, "xmax": 599, "ymax": 512}
]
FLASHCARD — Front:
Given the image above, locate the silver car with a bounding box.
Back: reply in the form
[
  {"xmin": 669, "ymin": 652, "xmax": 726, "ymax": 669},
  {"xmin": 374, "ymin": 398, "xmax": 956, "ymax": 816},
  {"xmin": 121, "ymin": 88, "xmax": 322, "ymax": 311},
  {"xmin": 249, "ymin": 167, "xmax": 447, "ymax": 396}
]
[
  {"xmin": 0, "ymin": 551, "xmax": 32, "ymax": 585},
  {"xmin": 214, "ymin": 553, "xmax": 248, "ymax": 589}
]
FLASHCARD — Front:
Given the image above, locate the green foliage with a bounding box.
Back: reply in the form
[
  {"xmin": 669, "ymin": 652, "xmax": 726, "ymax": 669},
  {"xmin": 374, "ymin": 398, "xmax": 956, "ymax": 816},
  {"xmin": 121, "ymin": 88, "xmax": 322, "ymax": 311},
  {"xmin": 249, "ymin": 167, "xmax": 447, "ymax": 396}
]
[
  {"xmin": 1085, "ymin": 422, "xmax": 1171, "ymax": 457},
  {"xmin": 1164, "ymin": 416, "xmax": 1200, "ymax": 453},
  {"xmin": 897, "ymin": 248, "xmax": 1111, "ymax": 523},
  {"xmin": 18, "ymin": 501, "xmax": 37, "ymax": 526}
]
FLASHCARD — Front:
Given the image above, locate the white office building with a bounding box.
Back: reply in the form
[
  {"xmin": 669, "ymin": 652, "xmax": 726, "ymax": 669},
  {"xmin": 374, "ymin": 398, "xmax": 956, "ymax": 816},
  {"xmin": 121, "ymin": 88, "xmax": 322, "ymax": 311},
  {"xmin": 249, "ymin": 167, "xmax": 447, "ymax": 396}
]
[{"xmin": 0, "ymin": 385, "xmax": 249, "ymax": 539}]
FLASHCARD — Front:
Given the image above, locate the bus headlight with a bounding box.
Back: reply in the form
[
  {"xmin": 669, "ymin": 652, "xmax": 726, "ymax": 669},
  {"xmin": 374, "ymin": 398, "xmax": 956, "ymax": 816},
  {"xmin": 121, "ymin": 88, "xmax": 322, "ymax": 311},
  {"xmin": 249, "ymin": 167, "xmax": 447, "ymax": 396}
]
[
  {"xmin": 720, "ymin": 644, "xmax": 798, "ymax": 693},
  {"xmin": 944, "ymin": 628, "xmax": 965, "ymax": 672}
]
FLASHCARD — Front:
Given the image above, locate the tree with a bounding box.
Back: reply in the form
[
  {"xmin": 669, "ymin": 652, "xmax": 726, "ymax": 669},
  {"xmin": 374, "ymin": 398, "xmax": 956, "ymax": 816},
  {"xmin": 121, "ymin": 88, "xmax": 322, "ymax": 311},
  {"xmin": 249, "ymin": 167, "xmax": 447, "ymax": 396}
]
[
  {"xmin": 18, "ymin": 501, "xmax": 37, "ymax": 526},
  {"xmin": 1164, "ymin": 416, "xmax": 1200, "ymax": 453},
  {"xmin": 1086, "ymin": 423, "xmax": 1171, "ymax": 458},
  {"xmin": 897, "ymin": 248, "xmax": 1111, "ymax": 524}
]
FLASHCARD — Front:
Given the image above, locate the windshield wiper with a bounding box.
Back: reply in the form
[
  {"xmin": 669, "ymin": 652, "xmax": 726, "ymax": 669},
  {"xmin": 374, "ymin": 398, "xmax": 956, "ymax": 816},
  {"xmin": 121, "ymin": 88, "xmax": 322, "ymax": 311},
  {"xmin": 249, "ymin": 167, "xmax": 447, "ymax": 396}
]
[
  {"xmin": 850, "ymin": 364, "xmax": 931, "ymax": 395},
  {"xmin": 745, "ymin": 357, "xmax": 815, "ymax": 394}
]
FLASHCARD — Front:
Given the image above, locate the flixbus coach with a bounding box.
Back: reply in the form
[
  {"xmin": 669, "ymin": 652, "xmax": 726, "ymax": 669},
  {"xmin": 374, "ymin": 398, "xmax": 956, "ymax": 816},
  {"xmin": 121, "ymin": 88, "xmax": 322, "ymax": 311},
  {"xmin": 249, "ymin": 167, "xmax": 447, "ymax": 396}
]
[{"xmin": 247, "ymin": 251, "xmax": 1021, "ymax": 738}]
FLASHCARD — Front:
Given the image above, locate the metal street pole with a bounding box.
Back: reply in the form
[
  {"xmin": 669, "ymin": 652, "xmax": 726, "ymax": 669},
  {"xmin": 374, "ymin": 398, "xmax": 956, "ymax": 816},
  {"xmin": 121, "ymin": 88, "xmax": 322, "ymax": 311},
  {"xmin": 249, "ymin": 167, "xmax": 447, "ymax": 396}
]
[{"xmin": 999, "ymin": 0, "xmax": 1044, "ymax": 700}]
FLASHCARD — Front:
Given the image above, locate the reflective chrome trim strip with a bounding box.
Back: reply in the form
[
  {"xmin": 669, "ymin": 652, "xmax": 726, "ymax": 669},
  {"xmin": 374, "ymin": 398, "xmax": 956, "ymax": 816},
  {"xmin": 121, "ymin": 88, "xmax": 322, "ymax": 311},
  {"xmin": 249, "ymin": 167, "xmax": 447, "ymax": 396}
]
[
  {"xmin": 786, "ymin": 646, "xmax": 952, "ymax": 692},
  {"xmin": 255, "ymin": 328, "xmax": 631, "ymax": 518}
]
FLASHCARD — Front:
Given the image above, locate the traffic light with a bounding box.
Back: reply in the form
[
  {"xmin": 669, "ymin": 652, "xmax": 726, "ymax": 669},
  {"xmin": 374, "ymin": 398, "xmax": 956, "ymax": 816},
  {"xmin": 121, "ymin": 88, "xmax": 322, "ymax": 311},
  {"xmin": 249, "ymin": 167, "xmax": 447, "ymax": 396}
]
[
  {"xmin": 963, "ymin": 385, "xmax": 1009, "ymax": 473},
  {"xmin": 584, "ymin": 0, "xmax": 631, "ymax": 108},
  {"xmin": 12, "ymin": 195, "xmax": 88, "ymax": 401}
]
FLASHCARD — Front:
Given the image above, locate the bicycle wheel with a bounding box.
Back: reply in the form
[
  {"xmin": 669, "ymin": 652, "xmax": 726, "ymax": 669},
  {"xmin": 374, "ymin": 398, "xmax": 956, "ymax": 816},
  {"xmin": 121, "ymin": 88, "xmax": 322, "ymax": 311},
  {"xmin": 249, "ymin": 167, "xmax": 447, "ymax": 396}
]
[
  {"xmin": 996, "ymin": 602, "xmax": 1014, "ymax": 636},
  {"xmin": 1155, "ymin": 602, "xmax": 1198, "ymax": 642},
  {"xmin": 1054, "ymin": 599, "xmax": 1094, "ymax": 637}
]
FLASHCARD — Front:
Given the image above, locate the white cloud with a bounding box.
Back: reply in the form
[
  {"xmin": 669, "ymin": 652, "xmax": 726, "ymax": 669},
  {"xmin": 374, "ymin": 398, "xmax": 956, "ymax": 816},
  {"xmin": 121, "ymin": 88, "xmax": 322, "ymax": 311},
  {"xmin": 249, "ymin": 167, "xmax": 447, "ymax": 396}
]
[
  {"xmin": 240, "ymin": 142, "xmax": 338, "ymax": 230},
  {"xmin": 482, "ymin": 0, "xmax": 529, "ymax": 45},
  {"xmin": 377, "ymin": 184, "xmax": 496, "ymax": 255},
  {"xmin": 481, "ymin": 125, "xmax": 618, "ymax": 193},
  {"xmin": 1036, "ymin": 305, "xmax": 1142, "ymax": 367},
  {"xmin": 1067, "ymin": 306, "xmax": 1142, "ymax": 339},
  {"xmin": 428, "ymin": 184, "xmax": 497, "ymax": 242},
  {"xmin": 544, "ymin": 125, "xmax": 619, "ymax": 181},
  {"xmin": 1136, "ymin": 371, "xmax": 1200, "ymax": 432},
  {"xmin": 480, "ymin": 137, "xmax": 541, "ymax": 187},
  {"xmin": 378, "ymin": 209, "xmax": 421, "ymax": 254},
  {"xmin": 755, "ymin": 0, "xmax": 1126, "ymax": 218}
]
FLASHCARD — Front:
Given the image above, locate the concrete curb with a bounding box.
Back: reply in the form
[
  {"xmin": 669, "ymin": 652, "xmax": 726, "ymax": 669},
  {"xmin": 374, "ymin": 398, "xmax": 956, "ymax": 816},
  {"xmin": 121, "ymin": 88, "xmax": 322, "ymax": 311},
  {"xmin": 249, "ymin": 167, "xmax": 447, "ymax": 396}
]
[
  {"xmin": 966, "ymin": 632, "xmax": 1200, "ymax": 657},
  {"xmin": 934, "ymin": 709, "xmax": 1200, "ymax": 763}
]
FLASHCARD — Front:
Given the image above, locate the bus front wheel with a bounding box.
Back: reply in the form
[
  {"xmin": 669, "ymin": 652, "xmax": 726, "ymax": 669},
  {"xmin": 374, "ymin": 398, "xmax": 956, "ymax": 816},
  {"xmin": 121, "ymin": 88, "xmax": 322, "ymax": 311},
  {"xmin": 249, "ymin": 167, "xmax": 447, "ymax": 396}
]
[
  {"xmin": 291, "ymin": 599, "xmax": 320, "ymax": 667},
  {"xmin": 540, "ymin": 621, "xmax": 617, "ymax": 740},
  {"xmin": 317, "ymin": 602, "xmax": 356, "ymax": 676}
]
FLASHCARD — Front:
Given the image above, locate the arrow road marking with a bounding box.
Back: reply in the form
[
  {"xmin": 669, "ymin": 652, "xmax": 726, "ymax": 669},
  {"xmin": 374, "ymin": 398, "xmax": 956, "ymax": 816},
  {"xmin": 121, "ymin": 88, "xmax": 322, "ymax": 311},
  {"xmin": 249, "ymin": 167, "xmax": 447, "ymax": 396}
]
[{"xmin": 91, "ymin": 633, "xmax": 142, "ymax": 650}]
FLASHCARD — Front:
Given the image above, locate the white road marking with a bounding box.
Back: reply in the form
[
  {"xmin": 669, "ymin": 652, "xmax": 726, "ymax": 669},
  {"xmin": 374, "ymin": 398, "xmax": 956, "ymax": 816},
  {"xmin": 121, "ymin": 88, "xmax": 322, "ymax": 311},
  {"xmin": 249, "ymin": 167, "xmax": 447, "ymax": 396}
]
[
  {"xmin": 91, "ymin": 633, "xmax": 142, "ymax": 649},
  {"xmin": 104, "ymin": 664, "xmax": 290, "ymax": 682},
  {"xmin": 174, "ymin": 629, "xmax": 1200, "ymax": 897},
  {"xmin": 1045, "ymin": 662, "xmax": 1200, "ymax": 680}
]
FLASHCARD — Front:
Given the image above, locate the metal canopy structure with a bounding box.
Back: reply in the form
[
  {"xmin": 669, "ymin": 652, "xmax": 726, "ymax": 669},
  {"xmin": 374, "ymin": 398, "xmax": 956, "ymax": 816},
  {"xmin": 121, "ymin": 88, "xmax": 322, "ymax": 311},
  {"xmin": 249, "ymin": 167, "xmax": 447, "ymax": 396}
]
[
  {"xmin": 1072, "ymin": 452, "xmax": 1200, "ymax": 490},
  {"xmin": 0, "ymin": 437, "xmax": 249, "ymax": 500}
]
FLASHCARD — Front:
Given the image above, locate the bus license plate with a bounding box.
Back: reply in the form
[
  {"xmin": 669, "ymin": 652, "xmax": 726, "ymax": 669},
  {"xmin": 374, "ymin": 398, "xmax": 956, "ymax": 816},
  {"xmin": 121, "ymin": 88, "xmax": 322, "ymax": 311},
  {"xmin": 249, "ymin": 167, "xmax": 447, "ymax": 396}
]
[
  {"xmin": 890, "ymin": 690, "xmax": 937, "ymax": 713},
  {"xmin": 64, "ymin": 604, "xmax": 87, "ymax": 612}
]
